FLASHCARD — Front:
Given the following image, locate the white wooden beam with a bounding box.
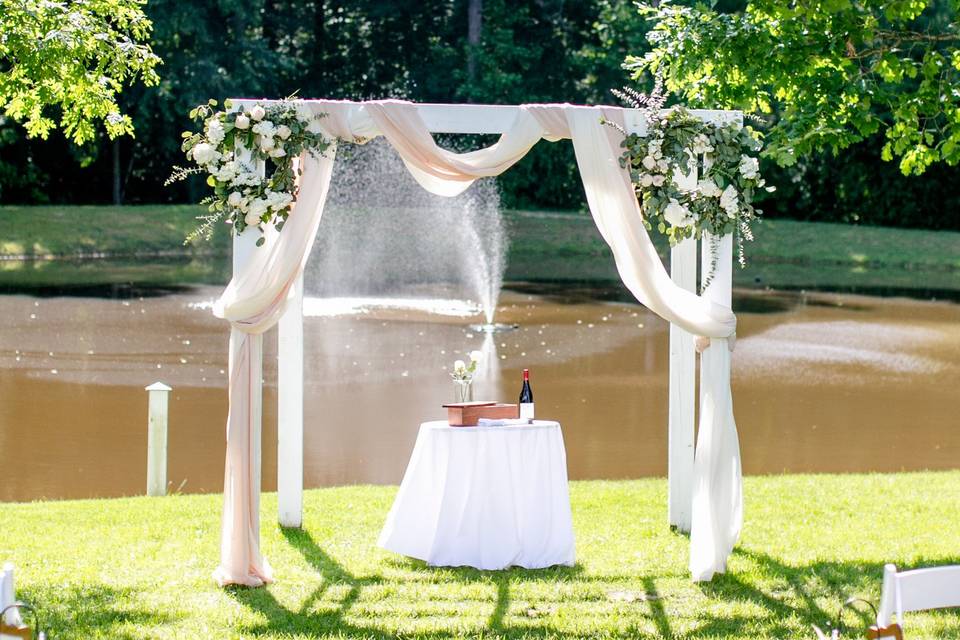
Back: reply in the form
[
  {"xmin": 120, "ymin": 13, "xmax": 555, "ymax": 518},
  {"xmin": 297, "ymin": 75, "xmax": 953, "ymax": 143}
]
[
  {"xmin": 277, "ymin": 272, "xmax": 304, "ymax": 528},
  {"xmin": 229, "ymin": 99, "xmax": 741, "ymax": 135}
]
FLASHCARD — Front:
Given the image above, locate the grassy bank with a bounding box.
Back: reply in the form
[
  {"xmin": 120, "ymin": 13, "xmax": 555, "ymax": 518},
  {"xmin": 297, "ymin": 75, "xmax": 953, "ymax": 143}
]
[
  {"xmin": 0, "ymin": 205, "xmax": 958, "ymax": 297},
  {"xmin": 2, "ymin": 473, "xmax": 960, "ymax": 639}
]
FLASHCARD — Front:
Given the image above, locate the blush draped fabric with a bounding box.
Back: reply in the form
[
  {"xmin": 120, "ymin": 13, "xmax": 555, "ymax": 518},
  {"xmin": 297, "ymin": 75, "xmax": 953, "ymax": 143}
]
[{"xmin": 213, "ymin": 99, "xmax": 741, "ymax": 586}]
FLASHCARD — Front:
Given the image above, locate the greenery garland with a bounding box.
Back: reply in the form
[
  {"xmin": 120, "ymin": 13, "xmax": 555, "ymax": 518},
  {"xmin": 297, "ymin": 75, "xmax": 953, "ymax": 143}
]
[
  {"xmin": 166, "ymin": 98, "xmax": 333, "ymax": 246},
  {"xmin": 611, "ymin": 86, "xmax": 773, "ymax": 288}
]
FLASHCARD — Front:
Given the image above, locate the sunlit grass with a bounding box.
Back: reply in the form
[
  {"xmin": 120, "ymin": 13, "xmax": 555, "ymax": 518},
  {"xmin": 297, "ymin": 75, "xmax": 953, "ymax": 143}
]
[{"xmin": 2, "ymin": 473, "xmax": 959, "ymax": 638}]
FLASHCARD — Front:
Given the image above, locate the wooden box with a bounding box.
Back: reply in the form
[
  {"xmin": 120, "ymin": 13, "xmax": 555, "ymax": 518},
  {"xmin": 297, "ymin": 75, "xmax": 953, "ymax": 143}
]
[{"xmin": 442, "ymin": 401, "xmax": 520, "ymax": 426}]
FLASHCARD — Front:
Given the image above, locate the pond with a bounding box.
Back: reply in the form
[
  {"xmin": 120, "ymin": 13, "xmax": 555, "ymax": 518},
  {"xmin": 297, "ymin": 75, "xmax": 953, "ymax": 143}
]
[{"xmin": 1, "ymin": 278, "xmax": 958, "ymax": 502}]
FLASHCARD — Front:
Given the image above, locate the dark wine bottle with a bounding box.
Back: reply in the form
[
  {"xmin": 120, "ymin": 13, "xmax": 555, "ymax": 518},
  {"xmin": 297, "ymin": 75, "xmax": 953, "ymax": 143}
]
[{"xmin": 519, "ymin": 368, "xmax": 534, "ymax": 420}]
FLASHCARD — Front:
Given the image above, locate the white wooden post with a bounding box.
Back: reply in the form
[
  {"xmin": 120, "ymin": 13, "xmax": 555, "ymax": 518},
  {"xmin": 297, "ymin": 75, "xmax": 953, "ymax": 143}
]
[
  {"xmin": 1, "ymin": 562, "xmax": 22, "ymax": 629},
  {"xmin": 145, "ymin": 382, "xmax": 171, "ymax": 496},
  {"xmin": 277, "ymin": 272, "xmax": 304, "ymax": 528},
  {"xmin": 668, "ymin": 238, "xmax": 697, "ymax": 531},
  {"xmin": 699, "ymin": 232, "xmax": 733, "ymax": 387}
]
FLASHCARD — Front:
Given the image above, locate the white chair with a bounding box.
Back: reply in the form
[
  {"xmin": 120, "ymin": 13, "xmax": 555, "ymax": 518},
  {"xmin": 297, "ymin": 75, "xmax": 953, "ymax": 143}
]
[
  {"xmin": 0, "ymin": 563, "xmax": 29, "ymax": 640},
  {"xmin": 870, "ymin": 563, "xmax": 960, "ymax": 639}
]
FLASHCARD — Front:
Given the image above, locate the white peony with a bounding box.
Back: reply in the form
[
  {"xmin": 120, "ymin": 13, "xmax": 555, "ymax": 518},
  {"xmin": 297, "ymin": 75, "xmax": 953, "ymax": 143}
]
[
  {"xmin": 651, "ymin": 174, "xmax": 666, "ymax": 187},
  {"xmin": 192, "ymin": 142, "xmax": 218, "ymax": 165},
  {"xmin": 234, "ymin": 114, "xmax": 250, "ymax": 130},
  {"xmin": 469, "ymin": 350, "xmax": 483, "ymax": 363},
  {"xmin": 250, "ymin": 105, "xmax": 266, "ymax": 121},
  {"xmin": 642, "ymin": 155, "xmax": 656, "ymax": 171},
  {"xmin": 260, "ymin": 136, "xmax": 275, "ymax": 152},
  {"xmin": 244, "ymin": 211, "xmax": 261, "ymax": 226},
  {"xmin": 276, "ymin": 125, "xmax": 292, "ymax": 140},
  {"xmin": 663, "ymin": 199, "xmax": 694, "ymax": 228},
  {"xmin": 720, "ymin": 184, "xmax": 739, "ymax": 217},
  {"xmin": 227, "ymin": 191, "xmax": 243, "ymax": 207},
  {"xmin": 640, "ymin": 174, "xmax": 654, "ymax": 188},
  {"xmin": 207, "ymin": 119, "xmax": 225, "ymax": 145},
  {"xmin": 739, "ymin": 154, "xmax": 760, "ymax": 179},
  {"xmin": 697, "ymin": 178, "xmax": 721, "ymax": 198}
]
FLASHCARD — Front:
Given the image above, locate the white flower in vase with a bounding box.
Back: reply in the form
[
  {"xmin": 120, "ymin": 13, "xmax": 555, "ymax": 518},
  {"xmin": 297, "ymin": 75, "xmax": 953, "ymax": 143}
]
[
  {"xmin": 250, "ymin": 105, "xmax": 266, "ymax": 121},
  {"xmin": 234, "ymin": 114, "xmax": 250, "ymax": 130},
  {"xmin": 469, "ymin": 350, "xmax": 483, "ymax": 364}
]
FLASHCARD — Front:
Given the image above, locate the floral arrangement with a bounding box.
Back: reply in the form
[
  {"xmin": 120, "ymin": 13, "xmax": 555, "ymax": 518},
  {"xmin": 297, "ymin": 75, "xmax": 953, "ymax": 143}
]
[
  {"xmin": 609, "ymin": 83, "xmax": 774, "ymax": 287},
  {"xmin": 166, "ymin": 98, "xmax": 333, "ymax": 245},
  {"xmin": 451, "ymin": 350, "xmax": 484, "ymax": 382}
]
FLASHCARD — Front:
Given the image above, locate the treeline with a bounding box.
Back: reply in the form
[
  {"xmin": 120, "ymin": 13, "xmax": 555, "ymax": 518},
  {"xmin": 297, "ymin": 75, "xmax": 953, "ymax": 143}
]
[{"xmin": 1, "ymin": 0, "xmax": 957, "ymax": 230}]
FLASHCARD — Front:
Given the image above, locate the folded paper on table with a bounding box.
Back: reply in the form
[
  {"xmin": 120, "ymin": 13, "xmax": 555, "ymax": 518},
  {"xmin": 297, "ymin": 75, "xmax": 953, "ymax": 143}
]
[{"xmin": 477, "ymin": 418, "xmax": 534, "ymax": 427}]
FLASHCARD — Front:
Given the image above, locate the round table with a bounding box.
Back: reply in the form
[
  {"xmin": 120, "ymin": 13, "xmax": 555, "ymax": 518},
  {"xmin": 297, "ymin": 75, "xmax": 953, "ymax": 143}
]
[{"xmin": 378, "ymin": 420, "xmax": 576, "ymax": 570}]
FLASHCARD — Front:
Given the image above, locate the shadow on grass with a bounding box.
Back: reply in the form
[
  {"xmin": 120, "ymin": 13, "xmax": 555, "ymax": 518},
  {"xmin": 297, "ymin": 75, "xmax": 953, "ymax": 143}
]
[
  {"xmin": 17, "ymin": 583, "xmax": 175, "ymax": 640},
  {"xmin": 228, "ymin": 531, "xmax": 960, "ymax": 639}
]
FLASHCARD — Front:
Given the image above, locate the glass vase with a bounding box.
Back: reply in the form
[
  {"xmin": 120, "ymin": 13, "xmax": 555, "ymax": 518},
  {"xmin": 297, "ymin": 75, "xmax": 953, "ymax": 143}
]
[{"xmin": 453, "ymin": 378, "xmax": 474, "ymax": 403}]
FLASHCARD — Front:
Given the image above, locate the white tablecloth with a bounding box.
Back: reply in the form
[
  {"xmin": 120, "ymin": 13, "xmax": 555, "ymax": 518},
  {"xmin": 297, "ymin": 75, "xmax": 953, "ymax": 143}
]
[{"xmin": 378, "ymin": 420, "xmax": 576, "ymax": 570}]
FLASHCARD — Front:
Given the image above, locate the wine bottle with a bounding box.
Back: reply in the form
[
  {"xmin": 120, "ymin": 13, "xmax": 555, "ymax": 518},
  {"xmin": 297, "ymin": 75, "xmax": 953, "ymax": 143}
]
[{"xmin": 519, "ymin": 368, "xmax": 534, "ymax": 420}]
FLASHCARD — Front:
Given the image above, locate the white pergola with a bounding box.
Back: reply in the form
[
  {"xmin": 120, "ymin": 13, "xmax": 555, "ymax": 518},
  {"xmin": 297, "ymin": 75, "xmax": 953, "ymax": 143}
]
[{"xmin": 228, "ymin": 100, "xmax": 740, "ymax": 535}]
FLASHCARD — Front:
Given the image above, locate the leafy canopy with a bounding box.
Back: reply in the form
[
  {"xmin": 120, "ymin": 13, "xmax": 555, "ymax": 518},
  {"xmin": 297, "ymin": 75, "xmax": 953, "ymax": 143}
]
[
  {"xmin": 631, "ymin": 0, "xmax": 960, "ymax": 175},
  {"xmin": 0, "ymin": 0, "xmax": 162, "ymax": 144}
]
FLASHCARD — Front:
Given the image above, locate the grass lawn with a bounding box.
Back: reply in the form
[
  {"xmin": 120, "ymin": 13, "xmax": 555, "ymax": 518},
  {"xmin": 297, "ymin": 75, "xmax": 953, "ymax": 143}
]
[
  {"xmin": 2, "ymin": 473, "xmax": 960, "ymax": 639},
  {"xmin": 1, "ymin": 205, "xmax": 958, "ymax": 298}
]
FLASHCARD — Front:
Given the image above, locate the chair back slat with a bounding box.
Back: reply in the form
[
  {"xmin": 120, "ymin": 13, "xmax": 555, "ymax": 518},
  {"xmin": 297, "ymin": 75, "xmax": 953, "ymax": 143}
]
[{"xmin": 896, "ymin": 566, "xmax": 960, "ymax": 614}]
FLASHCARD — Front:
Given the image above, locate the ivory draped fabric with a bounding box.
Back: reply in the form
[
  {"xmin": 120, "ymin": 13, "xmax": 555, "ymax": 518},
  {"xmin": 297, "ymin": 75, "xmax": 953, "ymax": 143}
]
[{"xmin": 212, "ymin": 99, "xmax": 742, "ymax": 586}]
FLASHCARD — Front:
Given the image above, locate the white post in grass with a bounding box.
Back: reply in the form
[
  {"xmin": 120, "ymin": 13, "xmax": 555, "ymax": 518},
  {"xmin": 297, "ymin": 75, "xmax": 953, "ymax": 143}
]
[
  {"xmin": 145, "ymin": 382, "xmax": 171, "ymax": 496},
  {"xmin": 668, "ymin": 237, "xmax": 697, "ymax": 532},
  {"xmin": 277, "ymin": 271, "xmax": 304, "ymax": 528}
]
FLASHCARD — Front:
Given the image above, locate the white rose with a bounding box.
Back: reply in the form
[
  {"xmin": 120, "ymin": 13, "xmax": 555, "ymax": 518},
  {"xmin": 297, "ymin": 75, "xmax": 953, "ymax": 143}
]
[
  {"xmin": 651, "ymin": 175, "xmax": 666, "ymax": 187},
  {"xmin": 697, "ymin": 179, "xmax": 721, "ymax": 198},
  {"xmin": 739, "ymin": 154, "xmax": 759, "ymax": 179},
  {"xmin": 250, "ymin": 105, "xmax": 266, "ymax": 121},
  {"xmin": 260, "ymin": 136, "xmax": 275, "ymax": 151},
  {"xmin": 469, "ymin": 350, "xmax": 483, "ymax": 363},
  {"xmin": 234, "ymin": 114, "xmax": 250, "ymax": 130},
  {"xmin": 663, "ymin": 199, "xmax": 694, "ymax": 228},
  {"xmin": 720, "ymin": 184, "xmax": 739, "ymax": 215},
  {"xmin": 642, "ymin": 155, "xmax": 656, "ymax": 171},
  {"xmin": 191, "ymin": 142, "xmax": 217, "ymax": 165},
  {"xmin": 227, "ymin": 191, "xmax": 243, "ymax": 207},
  {"xmin": 276, "ymin": 125, "xmax": 292, "ymax": 140},
  {"xmin": 454, "ymin": 359, "xmax": 466, "ymax": 372},
  {"xmin": 269, "ymin": 146, "xmax": 286, "ymax": 158},
  {"xmin": 640, "ymin": 174, "xmax": 654, "ymax": 188},
  {"xmin": 244, "ymin": 211, "xmax": 261, "ymax": 226},
  {"xmin": 207, "ymin": 119, "xmax": 225, "ymax": 145}
]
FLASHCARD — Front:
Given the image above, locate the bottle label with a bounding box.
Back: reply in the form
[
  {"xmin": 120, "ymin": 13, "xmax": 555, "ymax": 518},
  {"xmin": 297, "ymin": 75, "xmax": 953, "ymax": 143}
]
[{"xmin": 520, "ymin": 403, "xmax": 535, "ymax": 420}]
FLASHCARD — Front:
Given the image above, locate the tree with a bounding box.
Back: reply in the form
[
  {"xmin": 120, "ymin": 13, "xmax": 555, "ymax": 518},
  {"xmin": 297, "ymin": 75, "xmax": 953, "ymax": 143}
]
[
  {"xmin": 0, "ymin": 0, "xmax": 161, "ymax": 145},
  {"xmin": 632, "ymin": 0, "xmax": 960, "ymax": 176}
]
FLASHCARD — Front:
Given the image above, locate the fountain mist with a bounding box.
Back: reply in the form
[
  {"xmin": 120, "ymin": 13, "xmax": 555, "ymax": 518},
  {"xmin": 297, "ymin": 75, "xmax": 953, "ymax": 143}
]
[{"xmin": 304, "ymin": 139, "xmax": 507, "ymax": 322}]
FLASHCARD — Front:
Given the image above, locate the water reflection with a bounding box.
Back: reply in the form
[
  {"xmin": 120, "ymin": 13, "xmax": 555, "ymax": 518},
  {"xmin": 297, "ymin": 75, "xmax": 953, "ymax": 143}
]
[{"xmin": 0, "ymin": 286, "xmax": 958, "ymax": 502}]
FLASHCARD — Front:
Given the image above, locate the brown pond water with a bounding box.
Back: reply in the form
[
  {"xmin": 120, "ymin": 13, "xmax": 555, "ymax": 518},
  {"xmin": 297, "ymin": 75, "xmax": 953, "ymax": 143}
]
[{"xmin": 0, "ymin": 286, "xmax": 958, "ymax": 502}]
